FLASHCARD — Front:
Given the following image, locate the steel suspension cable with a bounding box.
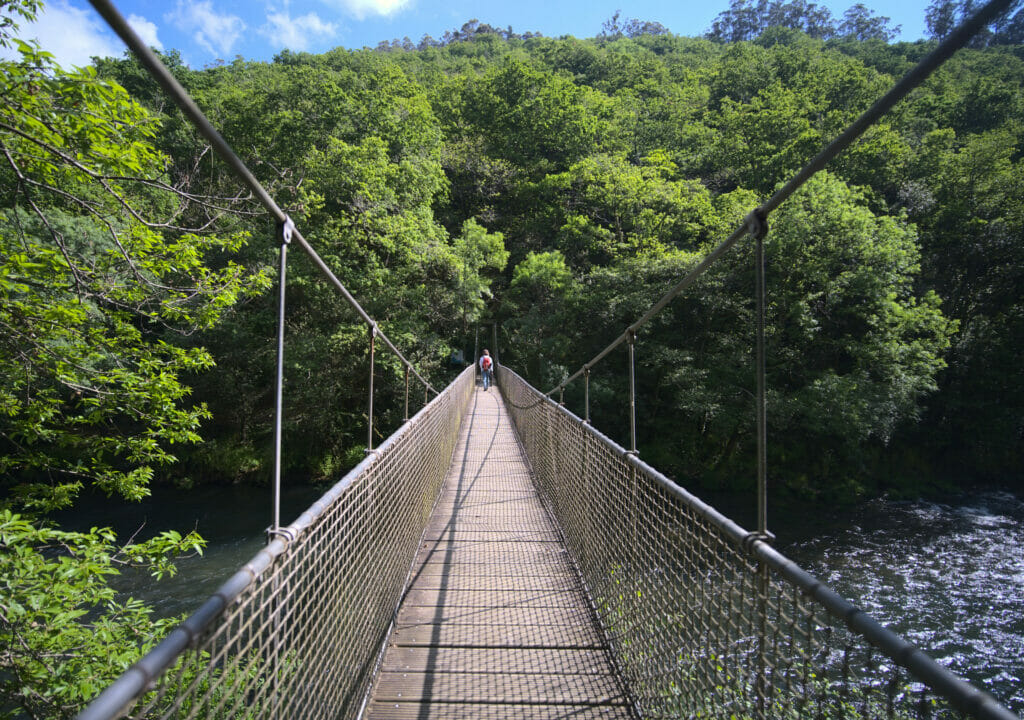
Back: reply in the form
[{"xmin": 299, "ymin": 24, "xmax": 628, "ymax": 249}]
[
  {"xmin": 86, "ymin": 0, "xmax": 438, "ymax": 398},
  {"xmin": 541, "ymin": 0, "xmax": 1014, "ymax": 400}
]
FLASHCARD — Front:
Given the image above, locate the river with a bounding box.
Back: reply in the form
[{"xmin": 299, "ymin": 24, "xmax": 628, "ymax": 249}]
[
  {"xmin": 781, "ymin": 489, "xmax": 1024, "ymax": 714},
  {"xmin": 76, "ymin": 484, "xmax": 1024, "ymax": 713}
]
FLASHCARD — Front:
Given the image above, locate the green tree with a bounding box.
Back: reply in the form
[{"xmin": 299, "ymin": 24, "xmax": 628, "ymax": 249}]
[
  {"xmin": 535, "ymin": 175, "xmax": 953, "ymax": 497},
  {"xmin": 707, "ymin": 0, "xmax": 836, "ymax": 42},
  {"xmin": 0, "ymin": 3, "xmax": 266, "ymax": 715},
  {"xmin": 503, "ymin": 250, "xmax": 579, "ymax": 386},
  {"xmin": 838, "ymin": 3, "xmax": 900, "ymax": 41}
]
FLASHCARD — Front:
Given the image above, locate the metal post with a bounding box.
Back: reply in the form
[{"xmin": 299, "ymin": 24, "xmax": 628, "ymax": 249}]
[
  {"xmin": 271, "ymin": 217, "xmax": 293, "ymax": 534},
  {"xmin": 474, "ymin": 325, "xmax": 479, "ymax": 367},
  {"xmin": 367, "ymin": 323, "xmax": 376, "ymax": 451},
  {"xmin": 753, "ymin": 214, "xmax": 768, "ymax": 537},
  {"xmin": 751, "ymin": 211, "xmax": 770, "ymax": 720},
  {"xmin": 584, "ymin": 367, "xmax": 591, "ymax": 424},
  {"xmin": 492, "ymin": 322, "xmax": 499, "ymax": 364},
  {"xmin": 270, "ymin": 217, "xmax": 292, "ymax": 720},
  {"xmin": 627, "ymin": 329, "xmax": 637, "ymax": 455},
  {"xmin": 403, "ymin": 365, "xmax": 410, "ymax": 422}
]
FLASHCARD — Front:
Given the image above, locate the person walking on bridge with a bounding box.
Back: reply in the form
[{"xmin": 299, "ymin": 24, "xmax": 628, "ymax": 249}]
[{"xmin": 479, "ymin": 349, "xmax": 493, "ymax": 391}]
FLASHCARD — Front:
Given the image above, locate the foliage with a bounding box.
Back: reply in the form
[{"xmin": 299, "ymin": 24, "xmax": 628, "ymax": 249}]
[
  {"xmin": 0, "ymin": 510, "xmax": 204, "ymax": 719},
  {"xmin": 0, "ymin": 24, "xmax": 268, "ymax": 512},
  {"xmin": 8, "ymin": 0, "xmax": 1019, "ymax": 499},
  {"xmin": 707, "ymin": 0, "xmax": 838, "ymax": 42},
  {"xmin": 0, "ymin": 3, "xmax": 265, "ymax": 716},
  {"xmin": 925, "ymin": 0, "xmax": 1024, "ymax": 45}
]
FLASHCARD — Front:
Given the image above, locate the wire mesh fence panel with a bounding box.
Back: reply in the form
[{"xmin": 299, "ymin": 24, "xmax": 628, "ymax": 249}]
[
  {"xmin": 497, "ymin": 366, "xmax": 1016, "ymax": 720},
  {"xmin": 79, "ymin": 367, "xmax": 475, "ymax": 720}
]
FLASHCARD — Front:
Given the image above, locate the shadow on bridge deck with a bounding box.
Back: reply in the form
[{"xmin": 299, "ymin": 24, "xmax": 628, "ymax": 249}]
[{"xmin": 365, "ymin": 385, "xmax": 635, "ymax": 720}]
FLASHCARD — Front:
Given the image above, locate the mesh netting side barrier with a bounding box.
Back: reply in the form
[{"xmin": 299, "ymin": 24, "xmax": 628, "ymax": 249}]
[
  {"xmin": 497, "ymin": 366, "xmax": 1016, "ymax": 720},
  {"xmin": 80, "ymin": 366, "xmax": 475, "ymax": 720}
]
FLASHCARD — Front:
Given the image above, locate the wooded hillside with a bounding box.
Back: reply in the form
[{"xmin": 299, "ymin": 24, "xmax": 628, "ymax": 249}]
[{"xmin": 95, "ymin": 4, "xmax": 1023, "ymax": 499}]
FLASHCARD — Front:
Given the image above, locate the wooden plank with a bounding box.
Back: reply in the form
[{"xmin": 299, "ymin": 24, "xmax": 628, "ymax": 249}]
[
  {"xmin": 410, "ymin": 561, "xmax": 576, "ymax": 579},
  {"xmin": 413, "ymin": 541, "xmax": 568, "ymax": 565},
  {"xmin": 364, "ymin": 702, "xmax": 634, "ymax": 719},
  {"xmin": 379, "ymin": 647, "xmax": 620, "ymax": 675},
  {"xmin": 372, "ymin": 670, "xmax": 628, "ymax": 704},
  {"xmin": 396, "ymin": 604, "xmax": 594, "ymax": 628},
  {"xmin": 428, "ymin": 503, "xmax": 552, "ymax": 518},
  {"xmin": 425, "ymin": 519, "xmax": 555, "ymax": 533},
  {"xmin": 421, "ymin": 529, "xmax": 562, "ymax": 542},
  {"xmin": 389, "ymin": 621, "xmax": 603, "ymax": 648},
  {"xmin": 405, "ymin": 571, "xmax": 581, "ymax": 592},
  {"xmin": 402, "ymin": 587, "xmax": 592, "ymax": 609}
]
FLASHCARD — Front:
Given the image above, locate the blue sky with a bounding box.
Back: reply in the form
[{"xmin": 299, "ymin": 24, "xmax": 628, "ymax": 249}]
[{"xmin": 6, "ymin": 0, "xmax": 935, "ymax": 69}]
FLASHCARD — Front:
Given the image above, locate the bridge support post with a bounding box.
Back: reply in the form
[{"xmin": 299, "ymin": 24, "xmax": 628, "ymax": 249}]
[
  {"xmin": 492, "ymin": 322, "xmax": 499, "ymax": 364},
  {"xmin": 367, "ymin": 323, "xmax": 376, "ymax": 451},
  {"xmin": 751, "ymin": 209, "xmax": 770, "ymax": 720},
  {"xmin": 270, "ymin": 217, "xmax": 294, "ymax": 720},
  {"xmin": 404, "ymin": 366, "xmax": 410, "ymax": 422},
  {"xmin": 583, "ymin": 367, "xmax": 590, "ymax": 424},
  {"xmin": 627, "ymin": 329, "xmax": 637, "ymax": 454},
  {"xmin": 272, "ymin": 217, "xmax": 293, "ymax": 534},
  {"xmin": 753, "ymin": 210, "xmax": 768, "ymax": 540}
]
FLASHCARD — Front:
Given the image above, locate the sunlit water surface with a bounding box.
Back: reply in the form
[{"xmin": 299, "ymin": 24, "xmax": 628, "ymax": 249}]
[{"xmin": 781, "ymin": 491, "xmax": 1024, "ymax": 713}]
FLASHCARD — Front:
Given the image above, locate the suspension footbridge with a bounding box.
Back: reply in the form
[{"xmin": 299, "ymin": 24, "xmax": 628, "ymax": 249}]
[
  {"xmin": 74, "ymin": 0, "xmax": 1021, "ymax": 717},
  {"xmin": 364, "ymin": 385, "xmax": 631, "ymax": 719}
]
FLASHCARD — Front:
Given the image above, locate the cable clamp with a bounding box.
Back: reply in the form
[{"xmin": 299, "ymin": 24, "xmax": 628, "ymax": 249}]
[
  {"xmin": 266, "ymin": 526, "xmax": 297, "ymax": 544},
  {"xmin": 741, "ymin": 529, "xmax": 776, "ymax": 555},
  {"xmin": 746, "ymin": 208, "xmax": 769, "ymax": 240},
  {"xmin": 277, "ymin": 215, "xmax": 295, "ymax": 245}
]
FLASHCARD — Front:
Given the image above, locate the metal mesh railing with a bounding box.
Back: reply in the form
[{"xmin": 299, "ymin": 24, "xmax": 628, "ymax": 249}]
[
  {"xmin": 80, "ymin": 365, "xmax": 475, "ymax": 720},
  {"xmin": 497, "ymin": 366, "xmax": 1017, "ymax": 720}
]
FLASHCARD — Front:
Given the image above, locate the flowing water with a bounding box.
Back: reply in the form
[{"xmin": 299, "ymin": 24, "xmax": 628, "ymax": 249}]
[
  {"xmin": 60, "ymin": 483, "xmax": 320, "ymax": 619},
  {"xmin": 780, "ymin": 490, "xmax": 1024, "ymax": 714},
  {"xmin": 77, "ymin": 484, "xmax": 1024, "ymax": 713}
]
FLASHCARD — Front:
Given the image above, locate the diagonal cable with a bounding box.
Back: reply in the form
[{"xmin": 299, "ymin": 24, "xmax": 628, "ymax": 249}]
[
  {"xmin": 541, "ymin": 0, "xmax": 1014, "ymax": 399},
  {"xmin": 86, "ymin": 0, "xmax": 438, "ymax": 396}
]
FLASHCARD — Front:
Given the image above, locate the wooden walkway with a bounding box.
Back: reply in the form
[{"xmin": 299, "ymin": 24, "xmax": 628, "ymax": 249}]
[{"xmin": 365, "ymin": 385, "xmax": 633, "ymax": 719}]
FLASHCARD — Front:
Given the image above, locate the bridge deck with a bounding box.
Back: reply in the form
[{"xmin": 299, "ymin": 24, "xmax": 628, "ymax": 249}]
[{"xmin": 365, "ymin": 385, "xmax": 633, "ymax": 719}]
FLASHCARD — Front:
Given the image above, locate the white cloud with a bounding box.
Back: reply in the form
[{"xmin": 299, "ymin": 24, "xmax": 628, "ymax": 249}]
[
  {"xmin": 128, "ymin": 14, "xmax": 164, "ymax": 51},
  {"xmin": 331, "ymin": 0, "xmax": 412, "ymax": 20},
  {"xmin": 166, "ymin": 0, "xmax": 245, "ymax": 58},
  {"xmin": 0, "ymin": 0, "xmax": 122, "ymax": 68},
  {"xmin": 260, "ymin": 10, "xmax": 338, "ymax": 51}
]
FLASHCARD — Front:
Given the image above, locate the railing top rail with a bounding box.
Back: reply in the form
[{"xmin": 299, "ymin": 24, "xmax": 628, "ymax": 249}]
[
  {"xmin": 86, "ymin": 0, "xmax": 438, "ymax": 396},
  {"xmin": 77, "ymin": 364, "xmax": 475, "ymax": 720},
  {"xmin": 499, "ymin": 364, "xmax": 1019, "ymax": 720},
  {"xmin": 543, "ymin": 0, "xmax": 1014, "ymax": 400}
]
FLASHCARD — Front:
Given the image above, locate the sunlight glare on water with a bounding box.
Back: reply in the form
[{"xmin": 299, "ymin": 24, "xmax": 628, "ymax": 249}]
[{"xmin": 784, "ymin": 491, "xmax": 1024, "ymax": 713}]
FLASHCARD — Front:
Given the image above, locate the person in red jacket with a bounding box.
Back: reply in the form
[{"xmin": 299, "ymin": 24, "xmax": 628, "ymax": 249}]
[{"xmin": 479, "ymin": 349, "xmax": 493, "ymax": 391}]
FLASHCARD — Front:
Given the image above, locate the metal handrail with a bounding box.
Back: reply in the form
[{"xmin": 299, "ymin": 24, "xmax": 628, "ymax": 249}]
[
  {"xmin": 78, "ymin": 366, "xmax": 475, "ymax": 720},
  {"xmin": 498, "ymin": 365, "xmax": 1019, "ymax": 720}
]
